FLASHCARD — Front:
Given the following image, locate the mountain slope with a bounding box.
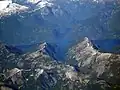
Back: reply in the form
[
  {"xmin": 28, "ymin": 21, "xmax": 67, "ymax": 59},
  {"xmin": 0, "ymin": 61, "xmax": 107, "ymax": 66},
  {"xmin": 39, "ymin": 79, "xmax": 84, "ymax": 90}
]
[
  {"xmin": 0, "ymin": 0, "xmax": 119, "ymax": 62},
  {"xmin": 67, "ymin": 37, "xmax": 120, "ymax": 84},
  {"xmin": 1, "ymin": 37, "xmax": 120, "ymax": 90},
  {"xmin": 0, "ymin": 0, "xmax": 118, "ymax": 45}
]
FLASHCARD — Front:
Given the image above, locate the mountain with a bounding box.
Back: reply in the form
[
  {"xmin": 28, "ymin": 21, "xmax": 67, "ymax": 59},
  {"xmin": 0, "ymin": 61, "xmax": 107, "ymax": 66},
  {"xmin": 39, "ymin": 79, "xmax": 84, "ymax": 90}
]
[
  {"xmin": 1, "ymin": 37, "xmax": 120, "ymax": 90},
  {"xmin": 0, "ymin": 0, "xmax": 119, "ymax": 62},
  {"xmin": 1, "ymin": 0, "xmax": 120, "ymax": 90},
  {"xmin": 0, "ymin": 0, "xmax": 118, "ymax": 44},
  {"xmin": 6, "ymin": 37, "xmax": 120, "ymax": 61},
  {"xmin": 0, "ymin": 41, "xmax": 82, "ymax": 90},
  {"xmin": 67, "ymin": 37, "xmax": 120, "ymax": 88},
  {"xmin": 4, "ymin": 42, "xmax": 65, "ymax": 61}
]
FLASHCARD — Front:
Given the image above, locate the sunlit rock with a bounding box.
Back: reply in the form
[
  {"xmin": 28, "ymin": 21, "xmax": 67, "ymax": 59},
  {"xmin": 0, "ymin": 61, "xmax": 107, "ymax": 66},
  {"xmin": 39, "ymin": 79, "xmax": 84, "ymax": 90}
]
[
  {"xmin": 5, "ymin": 68, "xmax": 23, "ymax": 85},
  {"xmin": 67, "ymin": 37, "xmax": 120, "ymax": 89},
  {"xmin": 65, "ymin": 70, "xmax": 78, "ymax": 81},
  {"xmin": 0, "ymin": 37, "xmax": 120, "ymax": 89},
  {"xmin": 5, "ymin": 68, "xmax": 22, "ymax": 79},
  {"xmin": 34, "ymin": 68, "xmax": 44, "ymax": 80}
]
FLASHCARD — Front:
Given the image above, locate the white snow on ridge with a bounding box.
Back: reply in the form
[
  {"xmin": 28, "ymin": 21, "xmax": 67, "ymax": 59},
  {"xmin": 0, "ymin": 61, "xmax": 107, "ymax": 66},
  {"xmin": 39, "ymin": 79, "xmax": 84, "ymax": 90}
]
[
  {"xmin": 10, "ymin": 0, "xmax": 116, "ymax": 18},
  {"xmin": 0, "ymin": 0, "xmax": 12, "ymax": 10},
  {"xmin": 26, "ymin": 0, "xmax": 54, "ymax": 8},
  {"xmin": 37, "ymin": 1, "xmax": 53, "ymax": 8},
  {"xmin": 0, "ymin": 3, "xmax": 28, "ymax": 18},
  {"xmin": 26, "ymin": 0, "xmax": 41, "ymax": 4}
]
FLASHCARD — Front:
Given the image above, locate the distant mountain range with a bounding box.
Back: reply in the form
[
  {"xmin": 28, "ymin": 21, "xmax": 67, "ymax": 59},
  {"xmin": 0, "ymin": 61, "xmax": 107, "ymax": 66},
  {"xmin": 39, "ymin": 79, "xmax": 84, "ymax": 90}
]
[
  {"xmin": 4, "ymin": 37, "xmax": 120, "ymax": 62},
  {"xmin": 0, "ymin": 0, "xmax": 120, "ymax": 61}
]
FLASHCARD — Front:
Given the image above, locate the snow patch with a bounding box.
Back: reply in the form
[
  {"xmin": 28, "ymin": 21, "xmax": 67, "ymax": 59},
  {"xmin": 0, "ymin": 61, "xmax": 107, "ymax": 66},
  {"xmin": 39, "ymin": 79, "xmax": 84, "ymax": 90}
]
[
  {"xmin": 0, "ymin": 3, "xmax": 28, "ymax": 17},
  {"xmin": 0, "ymin": 0, "xmax": 12, "ymax": 10}
]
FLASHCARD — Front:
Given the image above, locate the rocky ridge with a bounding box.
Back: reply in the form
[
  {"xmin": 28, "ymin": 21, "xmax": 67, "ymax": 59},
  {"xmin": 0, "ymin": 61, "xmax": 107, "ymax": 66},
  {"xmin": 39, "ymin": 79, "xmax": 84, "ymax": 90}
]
[
  {"xmin": 0, "ymin": 37, "xmax": 120, "ymax": 90},
  {"xmin": 67, "ymin": 37, "xmax": 120, "ymax": 89},
  {"xmin": 0, "ymin": 42, "xmax": 82, "ymax": 90},
  {"xmin": 0, "ymin": 2, "xmax": 28, "ymax": 18}
]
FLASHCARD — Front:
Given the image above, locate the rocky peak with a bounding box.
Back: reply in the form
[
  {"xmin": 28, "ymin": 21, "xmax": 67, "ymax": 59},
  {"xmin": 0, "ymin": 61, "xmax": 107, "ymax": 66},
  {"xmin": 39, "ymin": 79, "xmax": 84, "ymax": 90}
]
[
  {"xmin": 66, "ymin": 37, "xmax": 120, "ymax": 89},
  {"xmin": 38, "ymin": 42, "xmax": 59, "ymax": 60},
  {"xmin": 67, "ymin": 37, "xmax": 112, "ymax": 77},
  {"xmin": 67, "ymin": 37, "xmax": 98, "ymax": 62}
]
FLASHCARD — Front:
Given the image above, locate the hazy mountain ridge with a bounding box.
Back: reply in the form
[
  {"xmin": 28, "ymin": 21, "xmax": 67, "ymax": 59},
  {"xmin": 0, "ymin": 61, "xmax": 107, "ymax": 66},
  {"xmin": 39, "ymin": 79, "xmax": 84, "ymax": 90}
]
[
  {"xmin": 0, "ymin": 0, "xmax": 118, "ymax": 45},
  {"xmin": 0, "ymin": 0, "xmax": 119, "ymax": 61}
]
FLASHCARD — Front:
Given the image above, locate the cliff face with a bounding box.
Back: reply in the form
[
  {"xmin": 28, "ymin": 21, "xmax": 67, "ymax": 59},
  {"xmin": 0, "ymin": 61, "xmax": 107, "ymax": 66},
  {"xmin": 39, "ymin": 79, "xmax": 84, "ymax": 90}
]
[
  {"xmin": 0, "ymin": 42, "xmax": 83, "ymax": 90},
  {"xmin": 0, "ymin": 0, "xmax": 119, "ymax": 62},
  {"xmin": 67, "ymin": 37, "xmax": 120, "ymax": 89},
  {"xmin": 0, "ymin": 0, "xmax": 120, "ymax": 89}
]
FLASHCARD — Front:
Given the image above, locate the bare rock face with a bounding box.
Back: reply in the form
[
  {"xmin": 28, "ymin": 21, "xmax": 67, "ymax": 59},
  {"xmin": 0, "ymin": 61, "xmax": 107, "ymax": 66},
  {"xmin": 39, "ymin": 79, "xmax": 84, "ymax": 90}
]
[
  {"xmin": 5, "ymin": 68, "xmax": 23, "ymax": 85},
  {"xmin": 0, "ymin": 42, "xmax": 83, "ymax": 90},
  {"xmin": 0, "ymin": 42, "xmax": 17, "ymax": 73},
  {"xmin": 67, "ymin": 37, "xmax": 120, "ymax": 89}
]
